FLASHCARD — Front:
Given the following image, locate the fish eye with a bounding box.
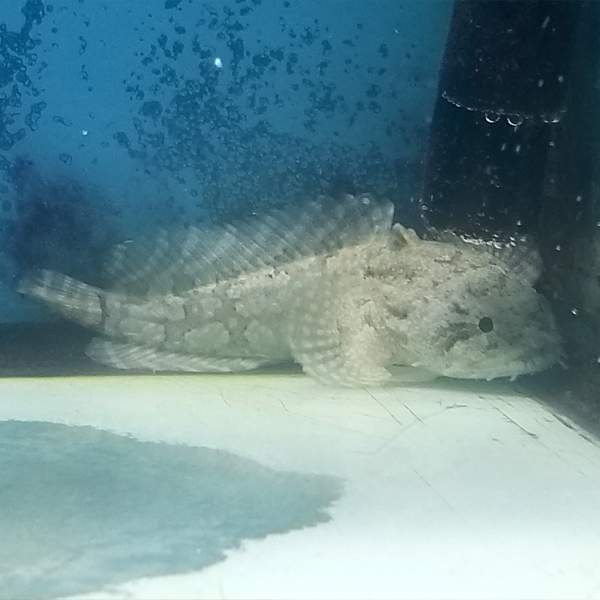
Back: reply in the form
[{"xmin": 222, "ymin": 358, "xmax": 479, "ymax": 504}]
[{"xmin": 478, "ymin": 317, "xmax": 494, "ymax": 333}]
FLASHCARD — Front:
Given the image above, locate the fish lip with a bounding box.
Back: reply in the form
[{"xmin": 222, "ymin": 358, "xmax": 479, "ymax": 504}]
[{"xmin": 440, "ymin": 350, "xmax": 560, "ymax": 381}]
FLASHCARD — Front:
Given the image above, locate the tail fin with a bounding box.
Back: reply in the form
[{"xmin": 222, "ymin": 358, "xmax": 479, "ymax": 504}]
[{"xmin": 18, "ymin": 269, "xmax": 103, "ymax": 328}]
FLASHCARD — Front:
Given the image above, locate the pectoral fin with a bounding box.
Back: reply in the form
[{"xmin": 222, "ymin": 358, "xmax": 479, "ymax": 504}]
[{"xmin": 287, "ymin": 279, "xmax": 392, "ymax": 387}]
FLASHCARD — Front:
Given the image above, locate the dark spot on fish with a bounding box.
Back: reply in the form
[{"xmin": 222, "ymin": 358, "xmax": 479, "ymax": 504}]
[
  {"xmin": 479, "ymin": 317, "xmax": 494, "ymax": 333},
  {"xmin": 452, "ymin": 302, "xmax": 469, "ymax": 316},
  {"xmin": 443, "ymin": 327, "xmax": 473, "ymax": 352},
  {"xmin": 388, "ymin": 305, "xmax": 409, "ymax": 320}
]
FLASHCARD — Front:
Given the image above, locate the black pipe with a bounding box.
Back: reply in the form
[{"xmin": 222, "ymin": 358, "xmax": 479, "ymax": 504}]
[{"xmin": 422, "ymin": 0, "xmax": 583, "ymax": 239}]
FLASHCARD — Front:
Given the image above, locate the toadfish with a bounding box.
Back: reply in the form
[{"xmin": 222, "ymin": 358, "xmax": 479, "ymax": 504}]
[{"xmin": 18, "ymin": 194, "xmax": 561, "ymax": 386}]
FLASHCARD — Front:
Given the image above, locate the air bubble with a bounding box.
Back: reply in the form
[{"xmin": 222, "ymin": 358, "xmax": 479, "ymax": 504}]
[
  {"xmin": 515, "ymin": 144, "xmax": 521, "ymax": 154},
  {"xmin": 214, "ymin": 57, "xmax": 223, "ymax": 68},
  {"xmin": 555, "ymin": 244, "xmax": 561, "ymax": 251},
  {"xmin": 571, "ymin": 308, "xmax": 579, "ymax": 316},
  {"xmin": 507, "ymin": 115, "xmax": 524, "ymax": 127},
  {"xmin": 484, "ymin": 112, "xmax": 501, "ymax": 124}
]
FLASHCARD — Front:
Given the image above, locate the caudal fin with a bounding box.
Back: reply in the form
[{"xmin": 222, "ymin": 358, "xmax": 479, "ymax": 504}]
[{"xmin": 18, "ymin": 269, "xmax": 103, "ymax": 327}]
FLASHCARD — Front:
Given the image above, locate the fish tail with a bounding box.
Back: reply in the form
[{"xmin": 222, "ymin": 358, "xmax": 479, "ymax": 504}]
[{"xmin": 18, "ymin": 269, "xmax": 104, "ymax": 328}]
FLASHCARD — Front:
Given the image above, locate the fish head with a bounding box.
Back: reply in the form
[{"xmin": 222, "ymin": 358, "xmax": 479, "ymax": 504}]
[{"xmin": 387, "ymin": 262, "xmax": 562, "ymax": 381}]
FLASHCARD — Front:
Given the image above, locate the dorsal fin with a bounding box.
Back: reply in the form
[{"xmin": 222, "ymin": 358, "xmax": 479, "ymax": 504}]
[{"xmin": 104, "ymin": 194, "xmax": 394, "ymax": 294}]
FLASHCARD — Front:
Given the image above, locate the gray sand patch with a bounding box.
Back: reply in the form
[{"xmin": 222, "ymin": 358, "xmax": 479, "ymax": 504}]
[{"xmin": 0, "ymin": 420, "xmax": 341, "ymax": 599}]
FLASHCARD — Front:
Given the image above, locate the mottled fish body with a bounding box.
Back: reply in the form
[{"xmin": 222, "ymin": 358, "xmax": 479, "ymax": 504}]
[{"xmin": 19, "ymin": 195, "xmax": 561, "ymax": 386}]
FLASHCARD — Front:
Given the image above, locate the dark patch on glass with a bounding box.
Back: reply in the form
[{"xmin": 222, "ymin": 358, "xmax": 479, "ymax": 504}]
[
  {"xmin": 58, "ymin": 152, "xmax": 72, "ymax": 165},
  {"xmin": 113, "ymin": 131, "xmax": 130, "ymax": 148},
  {"xmin": 6, "ymin": 159, "xmax": 118, "ymax": 283},
  {"xmin": 52, "ymin": 115, "xmax": 72, "ymax": 127},
  {"xmin": 140, "ymin": 99, "xmax": 163, "ymax": 119},
  {"xmin": 252, "ymin": 52, "xmax": 271, "ymax": 68},
  {"xmin": 366, "ymin": 84, "xmax": 381, "ymax": 98}
]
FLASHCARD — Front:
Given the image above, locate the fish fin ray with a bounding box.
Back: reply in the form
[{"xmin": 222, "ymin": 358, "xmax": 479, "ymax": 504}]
[
  {"xmin": 287, "ymin": 275, "xmax": 391, "ymax": 387},
  {"xmin": 18, "ymin": 269, "xmax": 103, "ymax": 327},
  {"xmin": 104, "ymin": 194, "xmax": 394, "ymax": 293},
  {"xmin": 86, "ymin": 339, "xmax": 270, "ymax": 373}
]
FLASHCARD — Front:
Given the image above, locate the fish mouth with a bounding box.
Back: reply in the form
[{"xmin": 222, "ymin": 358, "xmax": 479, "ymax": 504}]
[{"xmin": 441, "ymin": 342, "xmax": 562, "ymax": 381}]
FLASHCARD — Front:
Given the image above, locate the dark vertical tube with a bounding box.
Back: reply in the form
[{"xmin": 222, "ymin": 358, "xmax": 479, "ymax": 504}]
[{"xmin": 422, "ymin": 0, "xmax": 583, "ymax": 240}]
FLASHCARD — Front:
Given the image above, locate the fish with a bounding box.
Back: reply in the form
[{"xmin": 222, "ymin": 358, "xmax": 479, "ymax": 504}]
[{"xmin": 18, "ymin": 194, "xmax": 562, "ymax": 386}]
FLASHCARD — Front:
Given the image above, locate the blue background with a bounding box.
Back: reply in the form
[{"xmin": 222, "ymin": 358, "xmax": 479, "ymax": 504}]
[{"xmin": 0, "ymin": 0, "xmax": 451, "ymax": 322}]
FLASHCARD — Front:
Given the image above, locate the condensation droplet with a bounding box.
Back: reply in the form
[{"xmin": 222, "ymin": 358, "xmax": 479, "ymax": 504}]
[
  {"xmin": 571, "ymin": 308, "xmax": 579, "ymax": 316},
  {"xmin": 214, "ymin": 57, "xmax": 223, "ymax": 68},
  {"xmin": 516, "ymin": 219, "xmax": 522, "ymax": 226},
  {"xmin": 555, "ymin": 244, "xmax": 561, "ymax": 251},
  {"xmin": 537, "ymin": 79, "xmax": 544, "ymax": 88},
  {"xmin": 575, "ymin": 194, "xmax": 582, "ymax": 203},
  {"xmin": 541, "ymin": 15, "xmax": 550, "ymax": 29},
  {"xmin": 557, "ymin": 74, "xmax": 564, "ymax": 83},
  {"xmin": 500, "ymin": 142, "xmax": 507, "ymax": 151},
  {"xmin": 515, "ymin": 144, "xmax": 522, "ymax": 154}
]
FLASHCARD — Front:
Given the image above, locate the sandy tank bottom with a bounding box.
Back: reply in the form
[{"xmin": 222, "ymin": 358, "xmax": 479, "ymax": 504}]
[{"xmin": 1, "ymin": 372, "xmax": 600, "ymax": 600}]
